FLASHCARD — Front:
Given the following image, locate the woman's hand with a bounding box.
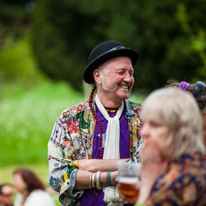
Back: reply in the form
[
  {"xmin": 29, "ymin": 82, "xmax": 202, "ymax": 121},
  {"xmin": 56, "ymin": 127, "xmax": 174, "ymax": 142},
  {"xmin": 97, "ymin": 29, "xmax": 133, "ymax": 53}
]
[
  {"xmin": 140, "ymin": 140, "xmax": 167, "ymax": 183},
  {"xmin": 137, "ymin": 140, "xmax": 168, "ymax": 203},
  {"xmin": 140, "ymin": 140, "xmax": 162, "ymax": 164}
]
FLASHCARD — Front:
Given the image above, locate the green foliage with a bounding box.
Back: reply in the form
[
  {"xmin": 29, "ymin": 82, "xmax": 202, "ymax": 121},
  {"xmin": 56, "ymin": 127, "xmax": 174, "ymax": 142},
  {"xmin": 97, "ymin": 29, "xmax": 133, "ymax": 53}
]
[
  {"xmin": 0, "ymin": 0, "xmax": 32, "ymax": 47},
  {"xmin": 176, "ymin": 2, "xmax": 206, "ymax": 80},
  {"xmin": 0, "ymin": 37, "xmax": 45, "ymax": 88},
  {"xmin": 32, "ymin": 0, "xmax": 206, "ymax": 92},
  {"xmin": 0, "ymin": 81, "xmax": 83, "ymax": 166}
]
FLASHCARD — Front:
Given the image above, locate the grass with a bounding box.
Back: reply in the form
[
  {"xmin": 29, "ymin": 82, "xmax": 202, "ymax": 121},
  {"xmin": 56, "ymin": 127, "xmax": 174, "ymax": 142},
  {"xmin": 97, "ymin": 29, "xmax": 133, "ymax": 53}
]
[
  {"xmin": 0, "ymin": 80, "xmax": 84, "ymax": 166},
  {"xmin": 0, "ymin": 80, "xmax": 82, "ymax": 206}
]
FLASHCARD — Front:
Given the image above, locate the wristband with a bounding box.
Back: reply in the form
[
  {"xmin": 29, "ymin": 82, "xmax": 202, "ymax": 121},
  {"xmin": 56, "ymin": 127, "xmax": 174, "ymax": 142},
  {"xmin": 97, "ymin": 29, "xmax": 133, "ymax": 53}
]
[
  {"xmin": 96, "ymin": 171, "xmax": 101, "ymax": 190},
  {"xmin": 91, "ymin": 172, "xmax": 95, "ymax": 188},
  {"xmin": 107, "ymin": 172, "xmax": 112, "ymax": 186},
  {"xmin": 89, "ymin": 172, "xmax": 93, "ymax": 189}
]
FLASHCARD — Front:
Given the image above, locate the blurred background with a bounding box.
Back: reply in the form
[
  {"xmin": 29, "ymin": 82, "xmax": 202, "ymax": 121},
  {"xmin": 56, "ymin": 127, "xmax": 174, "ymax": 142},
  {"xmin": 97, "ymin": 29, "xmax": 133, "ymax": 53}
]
[{"xmin": 0, "ymin": 0, "xmax": 205, "ymax": 204}]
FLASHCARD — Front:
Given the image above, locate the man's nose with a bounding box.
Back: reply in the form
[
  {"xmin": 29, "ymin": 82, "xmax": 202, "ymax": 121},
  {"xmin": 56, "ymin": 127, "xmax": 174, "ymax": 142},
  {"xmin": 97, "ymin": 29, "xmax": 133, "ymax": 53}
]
[{"xmin": 123, "ymin": 73, "xmax": 132, "ymax": 82}]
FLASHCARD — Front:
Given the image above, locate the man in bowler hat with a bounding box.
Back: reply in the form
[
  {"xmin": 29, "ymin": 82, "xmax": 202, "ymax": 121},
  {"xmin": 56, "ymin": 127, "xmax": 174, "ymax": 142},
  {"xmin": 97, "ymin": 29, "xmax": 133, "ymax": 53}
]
[{"xmin": 48, "ymin": 40, "xmax": 142, "ymax": 206}]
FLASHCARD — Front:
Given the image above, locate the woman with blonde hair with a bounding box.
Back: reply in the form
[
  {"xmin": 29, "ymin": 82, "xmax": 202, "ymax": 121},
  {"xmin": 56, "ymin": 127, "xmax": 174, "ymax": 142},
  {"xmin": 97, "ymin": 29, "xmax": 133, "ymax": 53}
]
[{"xmin": 122, "ymin": 88, "xmax": 206, "ymax": 205}]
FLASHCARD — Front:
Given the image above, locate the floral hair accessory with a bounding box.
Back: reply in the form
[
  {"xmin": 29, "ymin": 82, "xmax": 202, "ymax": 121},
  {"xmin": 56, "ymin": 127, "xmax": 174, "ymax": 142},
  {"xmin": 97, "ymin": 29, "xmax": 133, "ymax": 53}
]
[{"xmin": 179, "ymin": 81, "xmax": 190, "ymax": 91}]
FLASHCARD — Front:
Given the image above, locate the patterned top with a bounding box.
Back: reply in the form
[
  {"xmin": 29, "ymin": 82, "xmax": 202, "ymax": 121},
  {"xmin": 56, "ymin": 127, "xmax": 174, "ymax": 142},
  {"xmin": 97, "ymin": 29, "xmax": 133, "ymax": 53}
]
[
  {"xmin": 145, "ymin": 152, "xmax": 206, "ymax": 206},
  {"xmin": 48, "ymin": 98, "xmax": 142, "ymax": 206}
]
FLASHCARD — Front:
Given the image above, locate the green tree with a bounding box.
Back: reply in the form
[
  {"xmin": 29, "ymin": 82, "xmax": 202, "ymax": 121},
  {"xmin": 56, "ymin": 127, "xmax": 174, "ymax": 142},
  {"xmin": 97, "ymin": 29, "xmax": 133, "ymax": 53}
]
[
  {"xmin": 32, "ymin": 0, "xmax": 206, "ymax": 92},
  {"xmin": 176, "ymin": 1, "xmax": 206, "ymax": 80},
  {"xmin": 0, "ymin": 0, "xmax": 32, "ymax": 48}
]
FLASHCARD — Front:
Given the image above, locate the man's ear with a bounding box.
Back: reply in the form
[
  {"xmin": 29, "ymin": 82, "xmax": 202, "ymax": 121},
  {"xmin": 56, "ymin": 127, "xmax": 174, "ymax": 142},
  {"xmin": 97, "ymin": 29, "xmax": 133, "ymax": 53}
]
[{"xmin": 93, "ymin": 69, "xmax": 102, "ymax": 85}]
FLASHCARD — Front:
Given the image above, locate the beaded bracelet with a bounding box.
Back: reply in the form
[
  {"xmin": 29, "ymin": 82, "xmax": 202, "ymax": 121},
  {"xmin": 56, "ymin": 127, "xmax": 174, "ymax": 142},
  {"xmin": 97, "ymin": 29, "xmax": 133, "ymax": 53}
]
[
  {"xmin": 107, "ymin": 172, "xmax": 112, "ymax": 186},
  {"xmin": 89, "ymin": 172, "xmax": 93, "ymax": 189},
  {"xmin": 96, "ymin": 171, "xmax": 101, "ymax": 190}
]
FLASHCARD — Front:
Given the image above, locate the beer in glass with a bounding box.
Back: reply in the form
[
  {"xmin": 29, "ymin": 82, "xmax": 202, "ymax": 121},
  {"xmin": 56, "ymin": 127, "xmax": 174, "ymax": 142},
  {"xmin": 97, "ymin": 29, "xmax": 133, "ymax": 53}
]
[{"xmin": 117, "ymin": 162, "xmax": 141, "ymax": 197}]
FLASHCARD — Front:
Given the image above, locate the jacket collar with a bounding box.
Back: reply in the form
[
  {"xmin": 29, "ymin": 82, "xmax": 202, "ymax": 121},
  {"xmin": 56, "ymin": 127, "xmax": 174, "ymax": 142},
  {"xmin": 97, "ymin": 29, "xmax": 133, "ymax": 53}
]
[{"xmin": 87, "ymin": 97, "xmax": 135, "ymax": 118}]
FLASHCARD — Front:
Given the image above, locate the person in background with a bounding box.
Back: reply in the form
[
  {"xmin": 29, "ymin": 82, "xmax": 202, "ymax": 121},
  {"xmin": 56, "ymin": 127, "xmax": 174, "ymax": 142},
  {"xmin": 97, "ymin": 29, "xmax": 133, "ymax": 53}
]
[
  {"xmin": 166, "ymin": 80, "xmax": 206, "ymax": 146},
  {"xmin": 12, "ymin": 168, "xmax": 55, "ymax": 206},
  {"xmin": 48, "ymin": 40, "xmax": 143, "ymax": 206},
  {"xmin": 0, "ymin": 183, "xmax": 13, "ymax": 206},
  {"xmin": 133, "ymin": 88, "xmax": 206, "ymax": 205}
]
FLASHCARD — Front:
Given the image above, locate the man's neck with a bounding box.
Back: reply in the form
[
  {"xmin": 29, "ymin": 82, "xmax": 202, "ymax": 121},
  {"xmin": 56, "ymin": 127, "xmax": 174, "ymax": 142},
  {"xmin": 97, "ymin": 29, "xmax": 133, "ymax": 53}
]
[{"xmin": 96, "ymin": 93, "xmax": 124, "ymax": 108}]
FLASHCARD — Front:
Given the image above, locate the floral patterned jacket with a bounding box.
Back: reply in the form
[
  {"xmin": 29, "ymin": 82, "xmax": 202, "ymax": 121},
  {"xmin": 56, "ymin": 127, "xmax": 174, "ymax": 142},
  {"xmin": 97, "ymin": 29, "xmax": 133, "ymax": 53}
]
[
  {"xmin": 48, "ymin": 98, "xmax": 142, "ymax": 205},
  {"xmin": 145, "ymin": 153, "xmax": 206, "ymax": 206}
]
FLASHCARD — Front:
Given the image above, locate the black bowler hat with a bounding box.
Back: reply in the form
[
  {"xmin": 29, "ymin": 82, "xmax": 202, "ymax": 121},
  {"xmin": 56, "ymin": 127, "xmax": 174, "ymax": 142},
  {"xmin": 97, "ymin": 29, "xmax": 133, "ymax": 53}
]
[{"xmin": 83, "ymin": 40, "xmax": 139, "ymax": 84}]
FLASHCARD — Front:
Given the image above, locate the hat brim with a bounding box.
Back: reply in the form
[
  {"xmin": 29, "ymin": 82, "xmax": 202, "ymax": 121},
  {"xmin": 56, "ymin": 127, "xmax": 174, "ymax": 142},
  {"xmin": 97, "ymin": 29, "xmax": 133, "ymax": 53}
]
[{"xmin": 83, "ymin": 48, "xmax": 139, "ymax": 84}]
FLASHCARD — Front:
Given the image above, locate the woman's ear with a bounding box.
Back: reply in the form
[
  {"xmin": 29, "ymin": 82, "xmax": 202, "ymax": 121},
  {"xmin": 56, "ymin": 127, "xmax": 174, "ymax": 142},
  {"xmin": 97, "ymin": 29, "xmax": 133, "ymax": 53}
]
[{"xmin": 93, "ymin": 69, "xmax": 102, "ymax": 85}]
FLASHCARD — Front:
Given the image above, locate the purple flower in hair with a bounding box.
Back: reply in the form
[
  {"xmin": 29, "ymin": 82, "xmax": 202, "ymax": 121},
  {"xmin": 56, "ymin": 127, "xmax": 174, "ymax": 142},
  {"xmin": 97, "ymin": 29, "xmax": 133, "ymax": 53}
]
[{"xmin": 179, "ymin": 81, "xmax": 190, "ymax": 91}]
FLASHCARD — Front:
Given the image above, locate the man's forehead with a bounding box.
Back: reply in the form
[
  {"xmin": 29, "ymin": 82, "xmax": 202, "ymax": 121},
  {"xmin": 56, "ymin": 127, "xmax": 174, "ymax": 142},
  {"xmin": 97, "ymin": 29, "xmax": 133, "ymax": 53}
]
[
  {"xmin": 100, "ymin": 56, "xmax": 133, "ymax": 70},
  {"xmin": 2, "ymin": 185, "xmax": 13, "ymax": 193},
  {"xmin": 107, "ymin": 56, "xmax": 132, "ymax": 64}
]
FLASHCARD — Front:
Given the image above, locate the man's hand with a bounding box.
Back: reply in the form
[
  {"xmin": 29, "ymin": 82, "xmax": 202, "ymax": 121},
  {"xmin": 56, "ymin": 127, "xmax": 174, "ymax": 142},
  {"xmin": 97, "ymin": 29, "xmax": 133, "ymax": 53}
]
[{"xmin": 117, "ymin": 181, "xmax": 140, "ymax": 204}]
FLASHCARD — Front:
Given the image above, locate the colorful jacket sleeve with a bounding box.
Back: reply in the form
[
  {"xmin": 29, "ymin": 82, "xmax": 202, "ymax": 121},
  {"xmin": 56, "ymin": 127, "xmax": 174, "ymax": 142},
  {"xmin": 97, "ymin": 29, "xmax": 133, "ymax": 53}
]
[{"xmin": 48, "ymin": 110, "xmax": 84, "ymax": 205}]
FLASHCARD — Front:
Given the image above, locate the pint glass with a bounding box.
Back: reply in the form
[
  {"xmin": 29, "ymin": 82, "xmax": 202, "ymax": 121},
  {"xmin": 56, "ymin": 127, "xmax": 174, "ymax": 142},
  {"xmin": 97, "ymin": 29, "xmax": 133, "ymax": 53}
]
[{"xmin": 117, "ymin": 162, "xmax": 141, "ymax": 197}]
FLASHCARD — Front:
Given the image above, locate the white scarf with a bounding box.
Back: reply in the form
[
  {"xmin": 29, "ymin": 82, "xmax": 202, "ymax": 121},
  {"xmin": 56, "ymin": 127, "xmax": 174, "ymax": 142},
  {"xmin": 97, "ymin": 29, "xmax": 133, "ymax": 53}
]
[{"xmin": 95, "ymin": 95, "xmax": 124, "ymax": 206}]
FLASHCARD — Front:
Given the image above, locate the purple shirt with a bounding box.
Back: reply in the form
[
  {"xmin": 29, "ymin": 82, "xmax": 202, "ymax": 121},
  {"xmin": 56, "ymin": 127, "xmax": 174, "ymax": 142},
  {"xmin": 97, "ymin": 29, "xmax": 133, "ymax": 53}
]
[{"xmin": 81, "ymin": 105, "xmax": 130, "ymax": 206}]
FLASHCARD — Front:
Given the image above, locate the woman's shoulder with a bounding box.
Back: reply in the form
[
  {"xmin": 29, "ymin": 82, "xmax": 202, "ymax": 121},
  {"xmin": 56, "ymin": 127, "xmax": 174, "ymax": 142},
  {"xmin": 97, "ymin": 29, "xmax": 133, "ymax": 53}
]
[
  {"xmin": 164, "ymin": 154, "xmax": 206, "ymax": 188},
  {"xmin": 29, "ymin": 189, "xmax": 50, "ymax": 196},
  {"xmin": 26, "ymin": 190, "xmax": 55, "ymax": 206}
]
